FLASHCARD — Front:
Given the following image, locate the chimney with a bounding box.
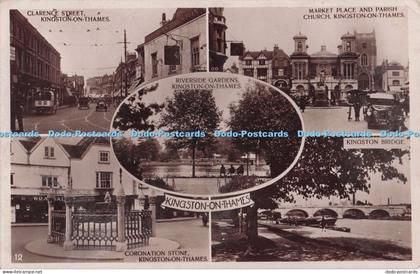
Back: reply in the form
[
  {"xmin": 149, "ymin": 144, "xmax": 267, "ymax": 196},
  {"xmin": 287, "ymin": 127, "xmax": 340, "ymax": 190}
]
[{"xmin": 160, "ymin": 13, "xmax": 167, "ymax": 26}]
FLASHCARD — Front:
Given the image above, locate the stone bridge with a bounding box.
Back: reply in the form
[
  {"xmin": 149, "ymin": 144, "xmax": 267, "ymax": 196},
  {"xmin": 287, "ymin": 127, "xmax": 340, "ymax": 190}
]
[{"xmin": 272, "ymin": 205, "xmax": 408, "ymax": 219}]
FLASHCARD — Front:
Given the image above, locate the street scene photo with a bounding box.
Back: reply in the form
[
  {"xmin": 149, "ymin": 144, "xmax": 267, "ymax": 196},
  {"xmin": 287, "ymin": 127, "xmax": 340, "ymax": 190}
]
[
  {"xmin": 211, "ymin": 137, "xmax": 411, "ymax": 262},
  {"xmin": 10, "ymin": 8, "xmax": 207, "ymax": 133},
  {"xmin": 111, "ymin": 73, "xmax": 303, "ymax": 195},
  {"xmin": 213, "ymin": 7, "xmax": 409, "ymax": 134},
  {"xmin": 11, "ymin": 137, "xmax": 210, "ymax": 263}
]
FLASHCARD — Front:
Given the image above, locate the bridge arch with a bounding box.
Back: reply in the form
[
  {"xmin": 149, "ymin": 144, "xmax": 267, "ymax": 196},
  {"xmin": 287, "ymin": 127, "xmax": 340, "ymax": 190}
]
[
  {"xmin": 313, "ymin": 208, "xmax": 339, "ymax": 218},
  {"xmin": 343, "ymin": 208, "xmax": 366, "ymax": 219},
  {"xmin": 369, "ymin": 209, "xmax": 390, "ymax": 219},
  {"xmin": 285, "ymin": 209, "xmax": 309, "ymax": 218}
]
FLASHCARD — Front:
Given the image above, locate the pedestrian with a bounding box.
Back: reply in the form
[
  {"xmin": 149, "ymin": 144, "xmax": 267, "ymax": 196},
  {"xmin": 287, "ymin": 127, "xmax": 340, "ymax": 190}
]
[
  {"xmin": 320, "ymin": 216, "xmax": 327, "ymax": 232},
  {"xmin": 228, "ymin": 165, "xmax": 235, "ymax": 176},
  {"xmin": 220, "ymin": 164, "xmax": 226, "ymax": 177},
  {"xmin": 353, "ymin": 99, "xmax": 362, "ymax": 121},
  {"xmin": 347, "ymin": 93, "xmax": 354, "ymax": 120},
  {"xmin": 11, "ymin": 91, "xmax": 24, "ymax": 132},
  {"xmin": 299, "ymin": 95, "xmax": 307, "ymax": 113},
  {"xmin": 237, "ymin": 164, "xmax": 244, "ymax": 176},
  {"xmin": 402, "ymin": 96, "xmax": 409, "ymax": 117}
]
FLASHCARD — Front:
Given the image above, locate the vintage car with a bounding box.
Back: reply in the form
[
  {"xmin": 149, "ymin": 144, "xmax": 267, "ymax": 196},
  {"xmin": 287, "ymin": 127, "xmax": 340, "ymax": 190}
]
[
  {"xmin": 95, "ymin": 100, "xmax": 108, "ymax": 112},
  {"xmin": 363, "ymin": 93, "xmax": 397, "ymax": 129},
  {"xmin": 78, "ymin": 97, "xmax": 90, "ymax": 110}
]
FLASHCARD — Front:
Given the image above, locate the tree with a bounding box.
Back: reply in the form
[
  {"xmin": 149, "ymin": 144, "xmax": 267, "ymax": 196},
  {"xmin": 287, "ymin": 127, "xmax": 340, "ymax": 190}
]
[
  {"xmin": 229, "ymin": 82, "xmax": 302, "ymax": 177},
  {"xmin": 136, "ymin": 138, "xmax": 162, "ymax": 161},
  {"xmin": 112, "ymin": 83, "xmax": 163, "ymax": 131},
  {"xmin": 220, "ymin": 137, "xmax": 409, "ymax": 247},
  {"xmin": 160, "ymin": 90, "xmax": 222, "ymax": 177},
  {"xmin": 112, "ymin": 137, "xmax": 144, "ymax": 179}
]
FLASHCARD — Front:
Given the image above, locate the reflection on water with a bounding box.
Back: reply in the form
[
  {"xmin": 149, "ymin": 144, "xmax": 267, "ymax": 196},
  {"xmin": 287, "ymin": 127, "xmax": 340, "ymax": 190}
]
[
  {"xmin": 336, "ymin": 219, "xmax": 411, "ymax": 244},
  {"xmin": 141, "ymin": 163, "xmax": 270, "ymax": 178}
]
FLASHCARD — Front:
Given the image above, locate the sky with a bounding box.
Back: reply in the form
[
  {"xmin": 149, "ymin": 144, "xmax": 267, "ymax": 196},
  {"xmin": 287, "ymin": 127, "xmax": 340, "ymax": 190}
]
[
  {"xmin": 22, "ymin": 8, "xmax": 176, "ymax": 80},
  {"xmin": 223, "ymin": 6, "xmax": 408, "ymax": 69}
]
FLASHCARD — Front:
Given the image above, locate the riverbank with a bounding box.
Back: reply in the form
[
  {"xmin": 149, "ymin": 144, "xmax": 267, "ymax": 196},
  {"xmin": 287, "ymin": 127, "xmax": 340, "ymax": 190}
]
[
  {"xmin": 260, "ymin": 221, "xmax": 411, "ymax": 260},
  {"xmin": 211, "ymin": 219, "xmax": 411, "ymax": 262}
]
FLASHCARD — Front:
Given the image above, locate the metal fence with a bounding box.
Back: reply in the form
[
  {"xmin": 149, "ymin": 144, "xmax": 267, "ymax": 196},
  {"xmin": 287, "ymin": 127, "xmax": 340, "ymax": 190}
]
[
  {"xmin": 71, "ymin": 212, "xmax": 118, "ymax": 250},
  {"xmin": 51, "ymin": 210, "xmax": 66, "ymax": 245},
  {"xmin": 125, "ymin": 210, "xmax": 152, "ymax": 249}
]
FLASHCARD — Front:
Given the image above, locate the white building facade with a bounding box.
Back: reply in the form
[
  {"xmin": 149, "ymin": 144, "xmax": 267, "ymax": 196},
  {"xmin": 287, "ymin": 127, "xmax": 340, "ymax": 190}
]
[
  {"xmin": 10, "ymin": 137, "xmax": 151, "ymax": 223},
  {"xmin": 142, "ymin": 8, "xmax": 207, "ymax": 83}
]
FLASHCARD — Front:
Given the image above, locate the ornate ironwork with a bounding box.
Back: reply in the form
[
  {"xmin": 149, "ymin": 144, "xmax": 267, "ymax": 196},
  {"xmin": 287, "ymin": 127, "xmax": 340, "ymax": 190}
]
[
  {"xmin": 51, "ymin": 210, "xmax": 66, "ymax": 245},
  {"xmin": 71, "ymin": 211, "xmax": 118, "ymax": 250},
  {"xmin": 125, "ymin": 210, "xmax": 152, "ymax": 249}
]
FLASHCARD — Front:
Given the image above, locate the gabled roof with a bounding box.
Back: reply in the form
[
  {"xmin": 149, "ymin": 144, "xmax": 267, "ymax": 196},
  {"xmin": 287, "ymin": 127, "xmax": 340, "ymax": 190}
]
[
  {"xmin": 62, "ymin": 137, "xmax": 110, "ymax": 159},
  {"xmin": 145, "ymin": 8, "xmax": 206, "ymax": 43},
  {"xmin": 18, "ymin": 138, "xmax": 41, "ymax": 151},
  {"xmin": 240, "ymin": 50, "xmax": 273, "ymax": 60}
]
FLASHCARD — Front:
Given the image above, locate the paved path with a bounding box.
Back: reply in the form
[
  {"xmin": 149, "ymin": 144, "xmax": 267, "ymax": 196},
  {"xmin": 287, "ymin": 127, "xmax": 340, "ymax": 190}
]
[
  {"xmin": 302, "ymin": 107, "xmax": 409, "ymax": 132},
  {"xmin": 11, "ymin": 219, "xmax": 209, "ymax": 263}
]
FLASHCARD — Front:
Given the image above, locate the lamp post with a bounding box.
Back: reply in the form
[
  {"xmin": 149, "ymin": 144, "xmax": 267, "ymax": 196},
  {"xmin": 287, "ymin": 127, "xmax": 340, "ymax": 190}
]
[{"xmin": 115, "ymin": 168, "xmax": 127, "ymax": 252}]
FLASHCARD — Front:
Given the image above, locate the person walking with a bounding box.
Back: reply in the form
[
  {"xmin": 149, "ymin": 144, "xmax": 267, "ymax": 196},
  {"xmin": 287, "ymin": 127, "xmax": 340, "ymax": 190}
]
[
  {"xmin": 353, "ymin": 99, "xmax": 362, "ymax": 121},
  {"xmin": 220, "ymin": 164, "xmax": 226, "ymax": 177},
  {"xmin": 228, "ymin": 165, "xmax": 235, "ymax": 177},
  {"xmin": 237, "ymin": 164, "xmax": 244, "ymax": 176},
  {"xmin": 11, "ymin": 91, "xmax": 24, "ymax": 132},
  {"xmin": 320, "ymin": 216, "xmax": 327, "ymax": 232},
  {"xmin": 299, "ymin": 95, "xmax": 307, "ymax": 113}
]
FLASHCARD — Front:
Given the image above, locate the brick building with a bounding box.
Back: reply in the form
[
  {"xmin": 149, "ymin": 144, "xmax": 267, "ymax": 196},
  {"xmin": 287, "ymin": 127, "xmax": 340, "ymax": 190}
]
[
  {"xmin": 10, "ymin": 10, "xmax": 61, "ymax": 113},
  {"xmin": 238, "ymin": 45, "xmax": 290, "ymax": 90}
]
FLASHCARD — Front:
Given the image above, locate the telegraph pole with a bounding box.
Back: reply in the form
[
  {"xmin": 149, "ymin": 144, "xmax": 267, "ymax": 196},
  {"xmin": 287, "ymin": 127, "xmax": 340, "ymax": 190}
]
[
  {"xmin": 117, "ymin": 29, "xmax": 130, "ymax": 99},
  {"xmin": 124, "ymin": 29, "xmax": 128, "ymax": 98}
]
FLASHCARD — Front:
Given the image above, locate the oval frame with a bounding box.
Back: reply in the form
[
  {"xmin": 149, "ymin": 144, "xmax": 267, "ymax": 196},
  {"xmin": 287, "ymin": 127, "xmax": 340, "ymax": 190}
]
[{"xmin": 110, "ymin": 72, "xmax": 306, "ymax": 198}]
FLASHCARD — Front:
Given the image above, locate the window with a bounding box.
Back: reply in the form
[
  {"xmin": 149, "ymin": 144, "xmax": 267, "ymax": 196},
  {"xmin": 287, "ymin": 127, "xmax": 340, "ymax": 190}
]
[
  {"xmin": 362, "ymin": 42, "xmax": 367, "ymax": 49},
  {"xmin": 96, "ymin": 172, "xmax": 113, "ymax": 188},
  {"xmin": 297, "ymin": 42, "xmax": 303, "ymax": 52},
  {"xmin": 392, "ymin": 80, "xmax": 400, "ymax": 86},
  {"xmin": 343, "ymin": 63, "xmax": 355, "ymax": 79},
  {"xmin": 151, "ymin": 52, "xmax": 158, "ymax": 77},
  {"xmin": 99, "ymin": 151, "xmax": 110, "ymax": 163},
  {"xmin": 11, "ymin": 174, "xmax": 14, "ymax": 186},
  {"xmin": 245, "ymin": 60, "xmax": 252, "ymax": 66},
  {"xmin": 44, "ymin": 146, "xmax": 55, "ymax": 158},
  {"xmin": 243, "ymin": 68, "xmax": 253, "ymax": 77},
  {"xmin": 361, "ymin": 54, "xmax": 368, "ymax": 66},
  {"xmin": 278, "ymin": 69, "xmax": 284, "ymax": 76},
  {"xmin": 392, "ymin": 71, "xmax": 400, "ymax": 76},
  {"xmin": 294, "ymin": 62, "xmax": 306, "ymax": 80},
  {"xmin": 258, "ymin": 60, "xmax": 265, "ymax": 65},
  {"xmin": 257, "ymin": 68, "xmax": 267, "ymax": 80},
  {"xmin": 190, "ymin": 36, "xmax": 200, "ymax": 69},
  {"xmin": 346, "ymin": 41, "xmax": 351, "ymax": 52},
  {"xmin": 41, "ymin": 176, "xmax": 58, "ymax": 188}
]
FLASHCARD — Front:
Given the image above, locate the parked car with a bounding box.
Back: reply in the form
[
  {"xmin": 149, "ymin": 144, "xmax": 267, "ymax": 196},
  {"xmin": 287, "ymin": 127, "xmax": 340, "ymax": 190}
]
[
  {"xmin": 96, "ymin": 100, "xmax": 108, "ymax": 112},
  {"xmin": 363, "ymin": 92, "xmax": 397, "ymax": 129},
  {"xmin": 78, "ymin": 97, "xmax": 90, "ymax": 110}
]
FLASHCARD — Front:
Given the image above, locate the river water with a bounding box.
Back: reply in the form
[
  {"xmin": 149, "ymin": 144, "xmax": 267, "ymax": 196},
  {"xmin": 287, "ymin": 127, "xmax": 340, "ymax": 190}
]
[
  {"xmin": 335, "ymin": 219, "xmax": 411, "ymax": 244},
  {"xmin": 141, "ymin": 163, "xmax": 270, "ymax": 178}
]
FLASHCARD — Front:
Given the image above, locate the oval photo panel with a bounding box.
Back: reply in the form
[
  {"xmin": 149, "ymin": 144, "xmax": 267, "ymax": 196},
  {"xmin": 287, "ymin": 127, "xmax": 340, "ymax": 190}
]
[{"xmin": 111, "ymin": 72, "xmax": 304, "ymax": 197}]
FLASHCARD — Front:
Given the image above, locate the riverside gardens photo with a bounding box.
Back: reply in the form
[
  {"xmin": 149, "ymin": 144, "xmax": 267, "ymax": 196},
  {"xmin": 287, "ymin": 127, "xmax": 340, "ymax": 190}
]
[{"xmin": 111, "ymin": 73, "xmax": 304, "ymax": 196}]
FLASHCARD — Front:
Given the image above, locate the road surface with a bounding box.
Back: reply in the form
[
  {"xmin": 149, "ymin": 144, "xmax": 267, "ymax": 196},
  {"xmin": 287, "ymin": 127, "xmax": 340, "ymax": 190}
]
[{"xmin": 22, "ymin": 103, "xmax": 116, "ymax": 133}]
